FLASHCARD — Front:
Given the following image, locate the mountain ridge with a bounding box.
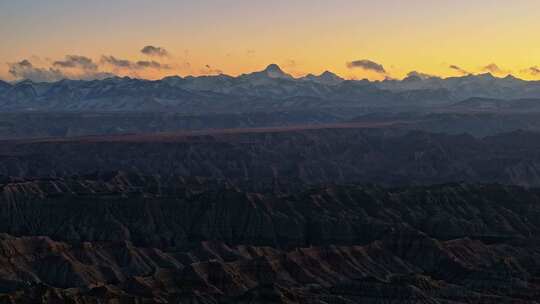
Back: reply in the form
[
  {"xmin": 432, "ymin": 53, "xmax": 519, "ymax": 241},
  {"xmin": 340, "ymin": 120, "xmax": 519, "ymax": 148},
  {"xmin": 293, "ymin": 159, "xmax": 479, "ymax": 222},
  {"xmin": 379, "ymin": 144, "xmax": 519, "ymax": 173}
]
[
  {"xmin": 4, "ymin": 127, "xmax": 540, "ymax": 188},
  {"xmin": 1, "ymin": 64, "xmax": 540, "ymax": 113},
  {"xmin": 4, "ymin": 64, "xmax": 538, "ymax": 84}
]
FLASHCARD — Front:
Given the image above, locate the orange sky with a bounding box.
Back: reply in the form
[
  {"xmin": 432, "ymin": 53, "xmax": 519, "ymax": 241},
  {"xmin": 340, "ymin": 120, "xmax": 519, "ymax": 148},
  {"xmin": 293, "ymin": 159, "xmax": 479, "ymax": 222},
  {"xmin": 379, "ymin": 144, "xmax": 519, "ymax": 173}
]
[{"xmin": 1, "ymin": 0, "xmax": 540, "ymax": 81}]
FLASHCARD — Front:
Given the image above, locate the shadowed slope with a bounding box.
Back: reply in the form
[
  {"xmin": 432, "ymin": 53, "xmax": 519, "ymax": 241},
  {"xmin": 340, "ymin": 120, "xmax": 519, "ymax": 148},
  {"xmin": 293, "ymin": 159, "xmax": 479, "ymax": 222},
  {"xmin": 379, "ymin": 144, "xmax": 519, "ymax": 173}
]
[{"xmin": 0, "ymin": 174, "xmax": 540, "ymax": 302}]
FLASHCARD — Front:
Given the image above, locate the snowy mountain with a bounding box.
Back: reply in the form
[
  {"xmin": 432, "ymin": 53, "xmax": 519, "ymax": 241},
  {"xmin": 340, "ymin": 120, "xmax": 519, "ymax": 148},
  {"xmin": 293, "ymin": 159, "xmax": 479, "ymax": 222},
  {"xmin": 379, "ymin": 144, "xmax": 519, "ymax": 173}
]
[
  {"xmin": 300, "ymin": 71, "xmax": 344, "ymax": 85},
  {"xmin": 1, "ymin": 65, "xmax": 540, "ymax": 113},
  {"xmin": 0, "ymin": 80, "xmax": 11, "ymax": 93},
  {"xmin": 379, "ymin": 73, "xmax": 540, "ymax": 100}
]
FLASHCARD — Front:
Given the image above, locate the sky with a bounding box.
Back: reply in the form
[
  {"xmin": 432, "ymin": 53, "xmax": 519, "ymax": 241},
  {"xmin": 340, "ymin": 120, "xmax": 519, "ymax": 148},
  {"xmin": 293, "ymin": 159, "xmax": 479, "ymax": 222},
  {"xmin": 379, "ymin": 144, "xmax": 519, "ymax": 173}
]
[{"xmin": 1, "ymin": 0, "xmax": 540, "ymax": 81}]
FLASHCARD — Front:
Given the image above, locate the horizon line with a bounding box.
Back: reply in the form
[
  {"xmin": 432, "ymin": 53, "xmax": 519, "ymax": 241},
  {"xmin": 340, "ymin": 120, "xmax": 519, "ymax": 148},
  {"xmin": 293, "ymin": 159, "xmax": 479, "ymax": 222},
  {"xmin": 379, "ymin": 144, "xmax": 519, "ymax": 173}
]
[{"xmin": 3, "ymin": 63, "xmax": 536, "ymax": 84}]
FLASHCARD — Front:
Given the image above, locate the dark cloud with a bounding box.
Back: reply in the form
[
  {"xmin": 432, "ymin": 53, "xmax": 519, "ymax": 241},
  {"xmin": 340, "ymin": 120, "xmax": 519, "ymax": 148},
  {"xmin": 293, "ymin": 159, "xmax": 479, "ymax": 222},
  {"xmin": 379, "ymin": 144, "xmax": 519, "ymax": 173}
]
[
  {"xmin": 101, "ymin": 56, "xmax": 171, "ymax": 70},
  {"xmin": 449, "ymin": 65, "xmax": 469, "ymax": 75},
  {"xmin": 8, "ymin": 59, "xmax": 65, "ymax": 82},
  {"xmin": 347, "ymin": 59, "xmax": 386, "ymax": 74},
  {"xmin": 53, "ymin": 55, "xmax": 98, "ymax": 71},
  {"xmin": 141, "ymin": 45, "xmax": 169, "ymax": 57}
]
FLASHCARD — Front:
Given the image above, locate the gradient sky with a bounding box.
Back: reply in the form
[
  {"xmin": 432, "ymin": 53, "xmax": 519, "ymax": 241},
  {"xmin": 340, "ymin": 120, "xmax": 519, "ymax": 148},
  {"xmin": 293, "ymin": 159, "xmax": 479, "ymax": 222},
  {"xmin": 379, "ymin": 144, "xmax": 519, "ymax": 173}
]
[{"xmin": 1, "ymin": 0, "xmax": 540, "ymax": 81}]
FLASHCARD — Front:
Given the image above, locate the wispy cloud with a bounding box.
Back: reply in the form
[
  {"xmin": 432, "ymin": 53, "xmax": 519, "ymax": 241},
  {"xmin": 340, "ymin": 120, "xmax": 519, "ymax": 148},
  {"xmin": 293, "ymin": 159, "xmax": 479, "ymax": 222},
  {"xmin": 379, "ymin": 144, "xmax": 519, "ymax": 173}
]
[
  {"xmin": 347, "ymin": 59, "xmax": 386, "ymax": 74},
  {"xmin": 136, "ymin": 60, "xmax": 171, "ymax": 70},
  {"xmin": 6, "ymin": 50, "xmax": 178, "ymax": 82},
  {"xmin": 406, "ymin": 71, "xmax": 438, "ymax": 80},
  {"xmin": 482, "ymin": 63, "xmax": 509, "ymax": 75},
  {"xmin": 8, "ymin": 59, "xmax": 65, "ymax": 82},
  {"xmin": 53, "ymin": 55, "xmax": 98, "ymax": 71},
  {"xmin": 449, "ymin": 65, "xmax": 469, "ymax": 75},
  {"xmin": 522, "ymin": 66, "xmax": 540, "ymax": 76},
  {"xmin": 9, "ymin": 57, "xmax": 115, "ymax": 82},
  {"xmin": 101, "ymin": 56, "xmax": 171, "ymax": 70},
  {"xmin": 100, "ymin": 56, "xmax": 133, "ymax": 68}
]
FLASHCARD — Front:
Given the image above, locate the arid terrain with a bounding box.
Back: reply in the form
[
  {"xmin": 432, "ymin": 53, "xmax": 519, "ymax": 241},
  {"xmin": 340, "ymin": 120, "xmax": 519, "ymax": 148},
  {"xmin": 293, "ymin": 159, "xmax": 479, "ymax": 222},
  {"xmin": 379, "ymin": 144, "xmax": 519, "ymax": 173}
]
[
  {"xmin": 0, "ymin": 172, "xmax": 540, "ymax": 303},
  {"xmin": 0, "ymin": 124, "xmax": 539, "ymax": 302},
  {"xmin": 3, "ymin": 126, "xmax": 540, "ymax": 188}
]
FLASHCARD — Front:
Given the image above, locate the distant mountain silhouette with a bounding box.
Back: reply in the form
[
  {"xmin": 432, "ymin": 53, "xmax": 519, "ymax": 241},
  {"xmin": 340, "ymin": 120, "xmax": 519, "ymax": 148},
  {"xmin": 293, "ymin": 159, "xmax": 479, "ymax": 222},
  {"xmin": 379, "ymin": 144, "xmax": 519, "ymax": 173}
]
[
  {"xmin": 301, "ymin": 70, "xmax": 344, "ymax": 85},
  {"xmin": 2, "ymin": 64, "xmax": 540, "ymax": 112}
]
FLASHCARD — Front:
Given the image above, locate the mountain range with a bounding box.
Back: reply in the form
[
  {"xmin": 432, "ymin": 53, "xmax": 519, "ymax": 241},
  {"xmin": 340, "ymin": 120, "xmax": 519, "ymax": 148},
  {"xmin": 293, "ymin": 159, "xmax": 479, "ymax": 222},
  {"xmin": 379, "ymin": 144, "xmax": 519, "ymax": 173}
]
[{"xmin": 2, "ymin": 64, "xmax": 540, "ymax": 113}]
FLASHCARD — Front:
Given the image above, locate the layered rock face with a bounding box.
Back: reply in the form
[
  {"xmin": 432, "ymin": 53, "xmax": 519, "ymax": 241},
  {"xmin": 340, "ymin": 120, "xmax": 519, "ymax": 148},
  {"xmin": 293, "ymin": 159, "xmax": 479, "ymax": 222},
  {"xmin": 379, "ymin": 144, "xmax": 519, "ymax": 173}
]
[
  {"xmin": 1, "ymin": 172, "xmax": 540, "ymax": 247},
  {"xmin": 2, "ymin": 127, "xmax": 540, "ymax": 187},
  {"xmin": 2, "ymin": 127, "xmax": 540, "ymax": 303},
  {"xmin": 2, "ymin": 233, "xmax": 539, "ymax": 303},
  {"xmin": 0, "ymin": 173, "xmax": 540, "ymax": 303}
]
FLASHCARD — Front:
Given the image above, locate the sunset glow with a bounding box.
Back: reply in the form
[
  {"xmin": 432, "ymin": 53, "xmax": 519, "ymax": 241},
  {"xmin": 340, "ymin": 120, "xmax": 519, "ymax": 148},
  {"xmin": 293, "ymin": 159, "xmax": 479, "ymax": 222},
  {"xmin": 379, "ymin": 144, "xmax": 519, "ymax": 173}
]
[{"xmin": 1, "ymin": 0, "xmax": 540, "ymax": 81}]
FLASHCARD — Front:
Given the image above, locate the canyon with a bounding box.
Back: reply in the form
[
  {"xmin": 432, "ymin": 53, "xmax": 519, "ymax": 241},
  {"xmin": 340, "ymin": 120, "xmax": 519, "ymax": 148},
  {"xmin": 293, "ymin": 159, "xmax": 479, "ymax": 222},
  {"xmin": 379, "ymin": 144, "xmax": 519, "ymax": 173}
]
[{"xmin": 0, "ymin": 172, "xmax": 539, "ymax": 303}]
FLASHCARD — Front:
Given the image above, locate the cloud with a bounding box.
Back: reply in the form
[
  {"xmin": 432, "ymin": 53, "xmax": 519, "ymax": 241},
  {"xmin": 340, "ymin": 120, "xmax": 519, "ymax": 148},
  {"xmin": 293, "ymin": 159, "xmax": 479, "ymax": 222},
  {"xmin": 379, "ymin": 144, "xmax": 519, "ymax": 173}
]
[
  {"xmin": 449, "ymin": 65, "xmax": 469, "ymax": 75},
  {"xmin": 54, "ymin": 55, "xmax": 117, "ymax": 80},
  {"xmin": 53, "ymin": 55, "xmax": 98, "ymax": 71},
  {"xmin": 523, "ymin": 66, "xmax": 540, "ymax": 76},
  {"xmin": 140, "ymin": 45, "xmax": 169, "ymax": 57},
  {"xmin": 136, "ymin": 60, "xmax": 171, "ymax": 70},
  {"xmin": 7, "ymin": 53, "xmax": 174, "ymax": 82},
  {"xmin": 18, "ymin": 59, "xmax": 33, "ymax": 68},
  {"xmin": 136, "ymin": 61, "xmax": 161, "ymax": 69},
  {"xmin": 202, "ymin": 64, "xmax": 223, "ymax": 75},
  {"xmin": 8, "ymin": 57, "xmax": 116, "ymax": 82},
  {"xmin": 482, "ymin": 63, "xmax": 509, "ymax": 75},
  {"xmin": 101, "ymin": 56, "xmax": 171, "ymax": 70},
  {"xmin": 346, "ymin": 59, "xmax": 386, "ymax": 74},
  {"xmin": 8, "ymin": 59, "xmax": 65, "ymax": 82},
  {"xmin": 101, "ymin": 56, "xmax": 133, "ymax": 68},
  {"xmin": 406, "ymin": 71, "xmax": 437, "ymax": 80}
]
